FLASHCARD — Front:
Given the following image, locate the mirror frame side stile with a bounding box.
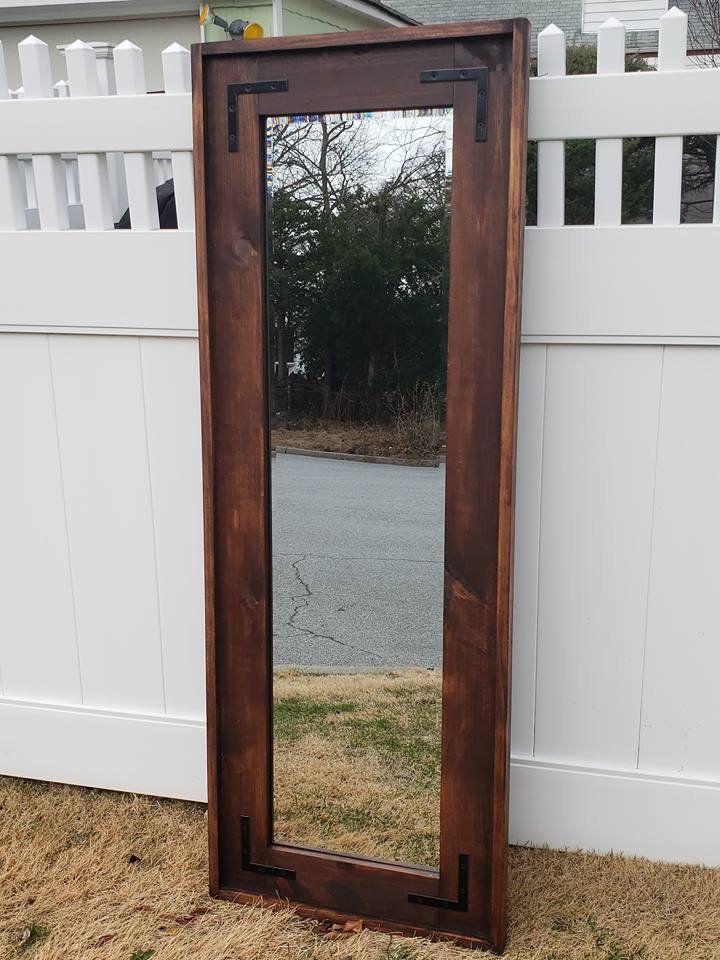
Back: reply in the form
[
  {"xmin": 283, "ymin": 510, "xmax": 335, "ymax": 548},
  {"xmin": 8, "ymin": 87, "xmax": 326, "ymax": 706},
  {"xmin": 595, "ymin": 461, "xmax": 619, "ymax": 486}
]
[
  {"xmin": 490, "ymin": 21, "xmax": 530, "ymax": 950},
  {"xmin": 192, "ymin": 40, "xmax": 221, "ymax": 898}
]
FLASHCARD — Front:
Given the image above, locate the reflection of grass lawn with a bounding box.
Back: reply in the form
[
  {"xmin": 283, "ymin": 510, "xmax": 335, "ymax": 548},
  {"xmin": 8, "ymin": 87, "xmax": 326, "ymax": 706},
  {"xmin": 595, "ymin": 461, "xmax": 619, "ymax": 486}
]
[{"xmin": 273, "ymin": 669, "xmax": 441, "ymax": 866}]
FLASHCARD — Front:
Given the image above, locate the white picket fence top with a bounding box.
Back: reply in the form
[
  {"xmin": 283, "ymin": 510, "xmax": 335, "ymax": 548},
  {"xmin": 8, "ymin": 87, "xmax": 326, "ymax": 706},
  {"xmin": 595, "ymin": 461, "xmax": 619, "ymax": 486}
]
[
  {"xmin": 0, "ymin": 7, "xmax": 717, "ymax": 235},
  {"xmin": 533, "ymin": 8, "xmax": 720, "ymax": 227},
  {"xmin": 0, "ymin": 6, "xmax": 718, "ymax": 341},
  {"xmin": 0, "ymin": 35, "xmax": 193, "ymax": 232}
]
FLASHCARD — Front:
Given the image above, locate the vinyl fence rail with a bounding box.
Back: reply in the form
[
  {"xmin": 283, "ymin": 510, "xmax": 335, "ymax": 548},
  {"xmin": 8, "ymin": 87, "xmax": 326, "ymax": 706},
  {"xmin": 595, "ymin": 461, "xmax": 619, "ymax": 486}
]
[{"xmin": 2, "ymin": 8, "xmax": 720, "ymax": 866}]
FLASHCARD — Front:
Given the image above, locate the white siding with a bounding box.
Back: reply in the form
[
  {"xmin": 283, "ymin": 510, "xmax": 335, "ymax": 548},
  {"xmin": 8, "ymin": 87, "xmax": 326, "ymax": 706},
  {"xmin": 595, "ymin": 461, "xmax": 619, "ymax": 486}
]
[{"xmin": 583, "ymin": 0, "xmax": 669, "ymax": 34}]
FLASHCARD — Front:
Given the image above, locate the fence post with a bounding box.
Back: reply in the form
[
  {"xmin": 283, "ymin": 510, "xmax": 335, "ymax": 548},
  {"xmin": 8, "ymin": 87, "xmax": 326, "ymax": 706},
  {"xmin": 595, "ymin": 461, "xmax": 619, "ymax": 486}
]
[
  {"xmin": 113, "ymin": 40, "xmax": 159, "ymax": 230},
  {"xmin": 272, "ymin": 0, "xmax": 285, "ymax": 37},
  {"xmin": 9, "ymin": 86, "xmax": 36, "ymax": 216},
  {"xmin": 653, "ymin": 6, "xmax": 688, "ymax": 225},
  {"xmin": 93, "ymin": 42, "xmax": 118, "ymax": 95},
  {"xmin": 0, "ymin": 38, "xmax": 7, "ymax": 98},
  {"xmin": 92, "ymin": 43, "xmax": 128, "ymax": 222},
  {"xmin": 162, "ymin": 43, "xmax": 194, "ymax": 230},
  {"xmin": 537, "ymin": 24, "xmax": 565, "ymax": 227},
  {"xmin": 53, "ymin": 79, "xmax": 83, "ymax": 215},
  {"xmin": 18, "ymin": 35, "xmax": 70, "ymax": 229},
  {"xmin": 594, "ymin": 18, "xmax": 625, "ymax": 226},
  {"xmin": 65, "ymin": 40, "xmax": 114, "ymax": 230},
  {"xmin": 0, "ymin": 41, "xmax": 26, "ymax": 230}
]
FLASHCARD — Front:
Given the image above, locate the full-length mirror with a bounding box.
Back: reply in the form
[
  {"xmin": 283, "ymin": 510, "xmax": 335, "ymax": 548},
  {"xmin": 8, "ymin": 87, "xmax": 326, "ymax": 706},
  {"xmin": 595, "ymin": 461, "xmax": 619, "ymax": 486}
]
[
  {"xmin": 195, "ymin": 21, "xmax": 528, "ymax": 949},
  {"xmin": 267, "ymin": 109, "xmax": 452, "ymax": 867}
]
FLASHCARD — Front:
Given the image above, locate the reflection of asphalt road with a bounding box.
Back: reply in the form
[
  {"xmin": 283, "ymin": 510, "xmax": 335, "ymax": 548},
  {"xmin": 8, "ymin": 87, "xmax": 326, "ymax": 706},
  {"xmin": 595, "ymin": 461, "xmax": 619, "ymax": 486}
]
[{"xmin": 272, "ymin": 453, "xmax": 445, "ymax": 668}]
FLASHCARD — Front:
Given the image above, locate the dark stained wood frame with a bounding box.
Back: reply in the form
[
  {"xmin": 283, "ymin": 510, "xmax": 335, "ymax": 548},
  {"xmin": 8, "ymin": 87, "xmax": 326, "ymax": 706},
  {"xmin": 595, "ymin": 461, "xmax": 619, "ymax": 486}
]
[{"xmin": 193, "ymin": 20, "xmax": 528, "ymax": 952}]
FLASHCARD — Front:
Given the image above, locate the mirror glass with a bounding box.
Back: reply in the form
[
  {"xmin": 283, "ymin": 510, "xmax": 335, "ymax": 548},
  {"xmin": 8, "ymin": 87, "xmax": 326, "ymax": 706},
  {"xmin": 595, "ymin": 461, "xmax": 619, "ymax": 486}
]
[{"xmin": 267, "ymin": 108, "xmax": 452, "ymax": 868}]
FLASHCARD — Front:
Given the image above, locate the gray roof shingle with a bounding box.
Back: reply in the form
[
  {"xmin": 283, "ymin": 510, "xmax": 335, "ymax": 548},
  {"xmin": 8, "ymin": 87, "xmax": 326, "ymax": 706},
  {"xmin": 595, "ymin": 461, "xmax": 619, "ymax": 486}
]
[{"xmin": 389, "ymin": 1, "xmax": 710, "ymax": 55}]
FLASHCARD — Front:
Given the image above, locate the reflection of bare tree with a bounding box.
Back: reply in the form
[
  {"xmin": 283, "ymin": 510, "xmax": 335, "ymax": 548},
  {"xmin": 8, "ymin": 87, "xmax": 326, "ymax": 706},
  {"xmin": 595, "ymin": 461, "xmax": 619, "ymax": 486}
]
[
  {"xmin": 269, "ymin": 113, "xmax": 449, "ymax": 218},
  {"xmin": 271, "ymin": 118, "xmax": 371, "ymax": 217}
]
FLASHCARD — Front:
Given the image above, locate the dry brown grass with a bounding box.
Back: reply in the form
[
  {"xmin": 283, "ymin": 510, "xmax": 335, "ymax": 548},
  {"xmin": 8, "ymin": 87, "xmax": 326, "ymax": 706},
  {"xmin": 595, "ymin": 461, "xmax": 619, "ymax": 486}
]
[{"xmin": 2, "ymin": 671, "xmax": 720, "ymax": 959}]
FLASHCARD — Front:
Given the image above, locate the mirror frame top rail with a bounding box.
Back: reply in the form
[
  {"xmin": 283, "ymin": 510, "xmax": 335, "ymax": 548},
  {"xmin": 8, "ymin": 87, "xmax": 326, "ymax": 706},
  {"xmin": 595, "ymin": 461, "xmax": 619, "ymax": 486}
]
[{"xmin": 193, "ymin": 19, "xmax": 529, "ymax": 951}]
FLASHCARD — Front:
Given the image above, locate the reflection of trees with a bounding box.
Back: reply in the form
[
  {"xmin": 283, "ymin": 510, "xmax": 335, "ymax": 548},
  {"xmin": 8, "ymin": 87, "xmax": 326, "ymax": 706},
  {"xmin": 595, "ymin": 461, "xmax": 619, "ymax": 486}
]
[{"xmin": 267, "ymin": 115, "xmax": 450, "ymax": 423}]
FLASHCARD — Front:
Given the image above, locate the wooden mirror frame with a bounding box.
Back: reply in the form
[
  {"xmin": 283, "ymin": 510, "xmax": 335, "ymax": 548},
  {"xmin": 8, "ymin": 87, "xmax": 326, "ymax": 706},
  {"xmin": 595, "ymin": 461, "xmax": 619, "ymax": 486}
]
[{"xmin": 193, "ymin": 20, "xmax": 528, "ymax": 951}]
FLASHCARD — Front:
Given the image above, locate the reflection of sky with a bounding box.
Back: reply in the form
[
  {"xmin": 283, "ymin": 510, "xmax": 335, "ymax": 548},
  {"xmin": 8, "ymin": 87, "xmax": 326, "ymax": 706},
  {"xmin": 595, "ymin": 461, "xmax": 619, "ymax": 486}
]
[
  {"xmin": 367, "ymin": 113, "xmax": 454, "ymax": 183},
  {"xmin": 266, "ymin": 109, "xmax": 453, "ymax": 190}
]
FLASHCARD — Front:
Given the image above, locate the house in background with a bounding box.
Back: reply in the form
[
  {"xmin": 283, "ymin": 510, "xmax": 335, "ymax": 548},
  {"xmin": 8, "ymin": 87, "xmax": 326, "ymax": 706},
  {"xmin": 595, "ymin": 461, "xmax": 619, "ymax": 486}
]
[
  {"xmin": 390, "ymin": 0, "xmax": 715, "ymax": 58},
  {"xmin": 0, "ymin": 0, "xmax": 414, "ymax": 90},
  {"xmin": 2, "ymin": 0, "xmax": 715, "ymax": 90}
]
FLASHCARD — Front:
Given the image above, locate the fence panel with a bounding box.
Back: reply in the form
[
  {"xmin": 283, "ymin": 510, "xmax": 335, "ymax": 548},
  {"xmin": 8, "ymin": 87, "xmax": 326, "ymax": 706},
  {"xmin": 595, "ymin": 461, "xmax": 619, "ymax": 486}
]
[
  {"xmin": 140, "ymin": 336, "xmax": 205, "ymax": 718},
  {"xmin": 594, "ymin": 17, "xmax": 624, "ymax": 225},
  {"xmin": 639, "ymin": 347, "xmax": 720, "ymax": 775},
  {"xmin": 509, "ymin": 345, "xmax": 546, "ymax": 758},
  {"xmin": 0, "ymin": 334, "xmax": 81, "ymax": 703},
  {"xmin": 532, "ymin": 345, "xmax": 662, "ymax": 767},
  {"xmin": 1, "ymin": 13, "xmax": 720, "ymax": 865}
]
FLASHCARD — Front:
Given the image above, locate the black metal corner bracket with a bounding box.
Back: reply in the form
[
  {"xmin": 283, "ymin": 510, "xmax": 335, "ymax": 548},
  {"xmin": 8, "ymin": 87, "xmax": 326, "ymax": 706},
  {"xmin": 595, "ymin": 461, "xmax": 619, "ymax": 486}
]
[
  {"xmin": 408, "ymin": 854, "xmax": 469, "ymax": 911},
  {"xmin": 227, "ymin": 79, "xmax": 289, "ymax": 151},
  {"xmin": 240, "ymin": 816, "xmax": 296, "ymax": 878},
  {"xmin": 420, "ymin": 67, "xmax": 489, "ymax": 141}
]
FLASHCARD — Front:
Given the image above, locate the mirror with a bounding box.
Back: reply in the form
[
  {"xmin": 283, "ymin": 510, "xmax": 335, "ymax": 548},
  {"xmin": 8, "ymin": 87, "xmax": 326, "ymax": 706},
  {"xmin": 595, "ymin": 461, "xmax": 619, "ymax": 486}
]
[
  {"xmin": 196, "ymin": 22, "xmax": 528, "ymax": 948},
  {"xmin": 267, "ymin": 109, "xmax": 453, "ymax": 867}
]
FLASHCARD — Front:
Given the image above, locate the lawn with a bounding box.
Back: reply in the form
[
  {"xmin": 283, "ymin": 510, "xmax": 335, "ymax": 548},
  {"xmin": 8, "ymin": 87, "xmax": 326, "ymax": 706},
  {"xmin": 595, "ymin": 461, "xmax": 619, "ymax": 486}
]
[{"xmin": 2, "ymin": 671, "xmax": 720, "ymax": 959}]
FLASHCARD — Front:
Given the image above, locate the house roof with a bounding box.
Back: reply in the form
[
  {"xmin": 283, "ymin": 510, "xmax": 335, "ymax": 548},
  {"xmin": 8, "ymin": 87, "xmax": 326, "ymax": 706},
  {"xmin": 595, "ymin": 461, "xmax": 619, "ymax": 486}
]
[
  {"xmin": 389, "ymin": 0, "xmax": 586, "ymax": 50},
  {"xmin": 332, "ymin": 0, "xmax": 418, "ymax": 25},
  {"xmin": 388, "ymin": 0, "xmax": 585, "ymax": 42},
  {"xmin": 388, "ymin": 0, "xmax": 708, "ymax": 54}
]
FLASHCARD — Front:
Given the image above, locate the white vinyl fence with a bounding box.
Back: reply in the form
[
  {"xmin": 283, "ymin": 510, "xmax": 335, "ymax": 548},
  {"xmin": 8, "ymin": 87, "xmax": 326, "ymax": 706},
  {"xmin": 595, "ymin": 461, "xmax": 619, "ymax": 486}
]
[{"xmin": 2, "ymin": 8, "xmax": 720, "ymax": 866}]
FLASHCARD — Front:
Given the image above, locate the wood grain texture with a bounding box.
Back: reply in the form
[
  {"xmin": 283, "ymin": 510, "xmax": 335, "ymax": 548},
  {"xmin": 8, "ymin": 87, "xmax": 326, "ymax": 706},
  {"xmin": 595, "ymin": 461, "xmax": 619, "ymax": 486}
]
[
  {"xmin": 491, "ymin": 22, "xmax": 529, "ymax": 949},
  {"xmin": 192, "ymin": 42, "xmax": 219, "ymax": 896},
  {"xmin": 199, "ymin": 20, "xmax": 520, "ymax": 58},
  {"xmin": 194, "ymin": 21, "xmax": 529, "ymax": 950}
]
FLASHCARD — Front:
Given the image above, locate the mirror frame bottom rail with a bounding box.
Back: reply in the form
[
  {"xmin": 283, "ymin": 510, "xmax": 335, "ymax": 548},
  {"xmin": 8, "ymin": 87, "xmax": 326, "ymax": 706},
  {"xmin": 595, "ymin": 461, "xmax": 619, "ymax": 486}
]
[
  {"xmin": 215, "ymin": 890, "xmax": 491, "ymax": 951},
  {"xmin": 194, "ymin": 18, "xmax": 529, "ymax": 953}
]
